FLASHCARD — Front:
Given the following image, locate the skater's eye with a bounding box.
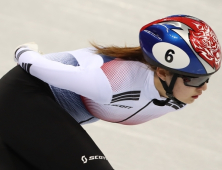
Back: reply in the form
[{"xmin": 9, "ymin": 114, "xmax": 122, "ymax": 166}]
[{"xmin": 182, "ymin": 77, "xmax": 191, "ymax": 82}]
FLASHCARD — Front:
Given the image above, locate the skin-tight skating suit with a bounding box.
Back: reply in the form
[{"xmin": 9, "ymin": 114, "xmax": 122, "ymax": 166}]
[{"xmin": 0, "ymin": 47, "xmax": 185, "ymax": 170}]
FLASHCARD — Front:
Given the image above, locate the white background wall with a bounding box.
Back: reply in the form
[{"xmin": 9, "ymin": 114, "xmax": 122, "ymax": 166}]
[{"xmin": 0, "ymin": 0, "xmax": 221, "ymax": 169}]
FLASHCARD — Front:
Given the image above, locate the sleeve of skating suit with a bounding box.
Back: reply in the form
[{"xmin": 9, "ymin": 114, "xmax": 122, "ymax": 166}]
[{"xmin": 14, "ymin": 47, "xmax": 112, "ymax": 104}]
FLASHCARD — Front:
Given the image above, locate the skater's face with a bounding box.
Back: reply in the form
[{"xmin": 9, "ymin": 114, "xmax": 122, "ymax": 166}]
[{"xmin": 155, "ymin": 68, "xmax": 208, "ymax": 104}]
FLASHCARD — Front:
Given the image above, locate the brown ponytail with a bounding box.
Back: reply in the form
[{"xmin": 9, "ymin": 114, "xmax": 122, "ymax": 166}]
[{"xmin": 90, "ymin": 42, "xmax": 157, "ymax": 71}]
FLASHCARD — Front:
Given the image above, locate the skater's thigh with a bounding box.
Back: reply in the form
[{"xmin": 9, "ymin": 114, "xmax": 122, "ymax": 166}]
[{"xmin": 0, "ymin": 66, "xmax": 113, "ymax": 170}]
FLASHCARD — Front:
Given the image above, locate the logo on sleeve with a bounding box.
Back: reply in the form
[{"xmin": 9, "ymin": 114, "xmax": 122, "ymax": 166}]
[{"xmin": 22, "ymin": 63, "xmax": 32, "ymax": 74}]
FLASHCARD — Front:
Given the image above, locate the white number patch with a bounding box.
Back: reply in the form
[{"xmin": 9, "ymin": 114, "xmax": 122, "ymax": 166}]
[{"xmin": 152, "ymin": 42, "xmax": 190, "ymax": 69}]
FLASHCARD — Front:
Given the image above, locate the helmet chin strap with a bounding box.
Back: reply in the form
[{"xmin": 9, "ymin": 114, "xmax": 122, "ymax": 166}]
[{"xmin": 153, "ymin": 74, "xmax": 185, "ymax": 106}]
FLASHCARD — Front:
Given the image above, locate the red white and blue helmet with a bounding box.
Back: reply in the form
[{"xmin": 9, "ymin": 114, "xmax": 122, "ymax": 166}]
[{"xmin": 139, "ymin": 15, "xmax": 221, "ymax": 77}]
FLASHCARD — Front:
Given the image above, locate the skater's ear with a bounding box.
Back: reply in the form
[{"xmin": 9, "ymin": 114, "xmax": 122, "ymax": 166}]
[{"xmin": 155, "ymin": 67, "xmax": 172, "ymax": 81}]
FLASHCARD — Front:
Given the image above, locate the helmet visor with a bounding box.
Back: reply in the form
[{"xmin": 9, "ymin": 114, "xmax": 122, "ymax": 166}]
[{"xmin": 179, "ymin": 75, "xmax": 211, "ymax": 87}]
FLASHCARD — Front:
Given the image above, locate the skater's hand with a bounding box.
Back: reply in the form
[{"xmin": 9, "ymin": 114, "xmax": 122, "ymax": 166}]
[{"xmin": 14, "ymin": 42, "xmax": 42, "ymax": 63}]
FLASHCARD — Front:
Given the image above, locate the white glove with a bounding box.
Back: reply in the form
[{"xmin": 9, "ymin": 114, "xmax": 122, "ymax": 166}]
[{"xmin": 14, "ymin": 42, "xmax": 41, "ymax": 63}]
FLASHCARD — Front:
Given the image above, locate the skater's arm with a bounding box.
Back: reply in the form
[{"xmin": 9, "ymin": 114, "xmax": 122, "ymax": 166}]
[{"xmin": 15, "ymin": 47, "xmax": 112, "ymax": 104}]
